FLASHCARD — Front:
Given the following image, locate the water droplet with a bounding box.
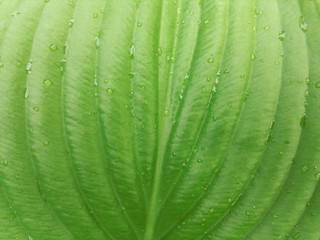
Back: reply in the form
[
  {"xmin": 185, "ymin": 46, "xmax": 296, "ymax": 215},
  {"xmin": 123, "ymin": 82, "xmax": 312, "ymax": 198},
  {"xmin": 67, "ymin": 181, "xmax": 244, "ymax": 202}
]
[
  {"xmin": 129, "ymin": 91, "xmax": 134, "ymax": 98},
  {"xmin": 189, "ymin": 10, "xmax": 194, "ymax": 15},
  {"xmin": 95, "ymin": 35, "xmax": 100, "ymax": 48},
  {"xmin": 251, "ymin": 54, "xmax": 255, "ymax": 61},
  {"xmin": 26, "ymin": 59, "xmax": 32, "ymax": 73},
  {"xmin": 0, "ymin": 62, "xmax": 4, "ymax": 68},
  {"xmin": 315, "ymin": 82, "xmax": 320, "ymax": 88},
  {"xmin": 49, "ymin": 43, "xmax": 57, "ymax": 51},
  {"xmin": 157, "ymin": 47, "xmax": 162, "ymax": 56},
  {"xmin": 209, "ymin": 208, "xmax": 214, "ymax": 213},
  {"xmin": 15, "ymin": 174, "xmax": 20, "ymax": 180},
  {"xmin": 3, "ymin": 159, "xmax": 8, "ymax": 167},
  {"xmin": 301, "ymin": 165, "xmax": 308, "ymax": 172},
  {"xmin": 315, "ymin": 172, "xmax": 320, "ymax": 180},
  {"xmin": 43, "ymin": 79, "xmax": 52, "ymax": 86},
  {"xmin": 272, "ymin": 213, "xmax": 278, "ymax": 219},
  {"xmin": 207, "ymin": 58, "xmax": 214, "ymax": 63},
  {"xmin": 43, "ymin": 140, "xmax": 49, "ymax": 146},
  {"xmin": 204, "ymin": 20, "xmax": 209, "ymax": 24},
  {"xmin": 305, "ymin": 77, "xmax": 311, "ymax": 85},
  {"xmin": 279, "ymin": 31, "xmax": 286, "ymax": 41},
  {"xmin": 293, "ymin": 232, "xmax": 300, "ymax": 239},
  {"xmin": 130, "ymin": 44, "xmax": 135, "ymax": 59},
  {"xmin": 137, "ymin": 22, "xmax": 142, "ymax": 27},
  {"xmin": 299, "ymin": 16, "xmax": 308, "ymax": 32},
  {"xmin": 12, "ymin": 10, "xmax": 21, "ymax": 18},
  {"xmin": 264, "ymin": 26, "xmax": 270, "ymax": 30},
  {"xmin": 224, "ymin": 68, "xmax": 230, "ymax": 74},
  {"xmin": 300, "ymin": 114, "xmax": 306, "ymax": 128},
  {"xmin": 24, "ymin": 87, "xmax": 29, "ymax": 99},
  {"xmin": 245, "ymin": 211, "xmax": 251, "ymax": 216},
  {"xmin": 93, "ymin": 13, "xmax": 98, "ymax": 19},
  {"xmin": 60, "ymin": 58, "xmax": 66, "ymax": 72},
  {"xmin": 129, "ymin": 72, "xmax": 135, "ymax": 78},
  {"xmin": 227, "ymin": 198, "xmax": 232, "ymax": 203},
  {"xmin": 197, "ymin": 159, "xmax": 202, "ymax": 163},
  {"xmin": 164, "ymin": 110, "xmax": 169, "ymax": 116},
  {"xmin": 69, "ymin": 18, "xmax": 74, "ymax": 28},
  {"xmin": 33, "ymin": 106, "xmax": 39, "ymax": 112},
  {"xmin": 106, "ymin": 88, "xmax": 114, "ymax": 94}
]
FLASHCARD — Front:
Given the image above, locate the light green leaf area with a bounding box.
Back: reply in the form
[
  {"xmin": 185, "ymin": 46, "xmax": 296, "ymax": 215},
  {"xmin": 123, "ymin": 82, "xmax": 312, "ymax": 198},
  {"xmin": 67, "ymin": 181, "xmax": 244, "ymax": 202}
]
[{"xmin": 0, "ymin": 0, "xmax": 319, "ymax": 239}]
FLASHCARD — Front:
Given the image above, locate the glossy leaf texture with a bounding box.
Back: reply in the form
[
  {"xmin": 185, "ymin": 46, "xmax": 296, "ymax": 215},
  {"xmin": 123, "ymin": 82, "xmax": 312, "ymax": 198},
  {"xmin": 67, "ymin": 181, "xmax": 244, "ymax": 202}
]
[{"xmin": 0, "ymin": 0, "xmax": 320, "ymax": 239}]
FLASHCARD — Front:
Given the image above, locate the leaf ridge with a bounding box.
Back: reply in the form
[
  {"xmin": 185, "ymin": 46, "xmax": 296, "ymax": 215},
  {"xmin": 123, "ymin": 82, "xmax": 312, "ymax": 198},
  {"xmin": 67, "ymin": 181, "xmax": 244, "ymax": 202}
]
[
  {"xmin": 22, "ymin": 2, "xmax": 75, "ymax": 239},
  {"xmin": 242, "ymin": 1, "xmax": 310, "ymax": 238},
  {"xmin": 158, "ymin": 0, "xmax": 231, "ymax": 217},
  {"xmin": 60, "ymin": 2, "xmax": 115, "ymax": 239},
  {"xmin": 95, "ymin": 3, "xmax": 141, "ymax": 239}
]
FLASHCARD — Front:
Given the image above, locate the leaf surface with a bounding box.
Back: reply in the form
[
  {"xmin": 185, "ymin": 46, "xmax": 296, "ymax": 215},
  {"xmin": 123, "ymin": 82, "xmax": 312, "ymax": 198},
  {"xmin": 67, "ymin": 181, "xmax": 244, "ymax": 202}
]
[{"xmin": 0, "ymin": 0, "xmax": 319, "ymax": 239}]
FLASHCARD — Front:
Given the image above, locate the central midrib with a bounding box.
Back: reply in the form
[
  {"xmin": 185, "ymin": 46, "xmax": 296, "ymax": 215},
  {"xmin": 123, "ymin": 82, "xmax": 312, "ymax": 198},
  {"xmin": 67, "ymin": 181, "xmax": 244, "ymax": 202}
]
[{"xmin": 143, "ymin": 0, "xmax": 180, "ymax": 239}]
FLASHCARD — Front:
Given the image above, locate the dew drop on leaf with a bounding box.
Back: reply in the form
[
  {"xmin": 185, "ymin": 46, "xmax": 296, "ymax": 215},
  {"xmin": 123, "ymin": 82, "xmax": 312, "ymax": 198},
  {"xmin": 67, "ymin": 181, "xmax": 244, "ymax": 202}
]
[
  {"xmin": 43, "ymin": 79, "xmax": 52, "ymax": 86},
  {"xmin": 130, "ymin": 44, "xmax": 135, "ymax": 59},
  {"xmin": 299, "ymin": 16, "xmax": 308, "ymax": 32},
  {"xmin": 26, "ymin": 59, "xmax": 32, "ymax": 73},
  {"xmin": 3, "ymin": 159, "xmax": 8, "ymax": 167},
  {"xmin": 301, "ymin": 165, "xmax": 308, "ymax": 172},
  {"xmin": 106, "ymin": 88, "xmax": 114, "ymax": 94},
  {"xmin": 69, "ymin": 18, "xmax": 74, "ymax": 28},
  {"xmin": 315, "ymin": 82, "xmax": 320, "ymax": 88},
  {"xmin": 207, "ymin": 58, "xmax": 214, "ymax": 63},
  {"xmin": 24, "ymin": 87, "xmax": 29, "ymax": 99},
  {"xmin": 264, "ymin": 26, "xmax": 270, "ymax": 30},
  {"xmin": 137, "ymin": 22, "xmax": 142, "ymax": 27},
  {"xmin": 315, "ymin": 172, "xmax": 320, "ymax": 180},
  {"xmin": 33, "ymin": 106, "xmax": 39, "ymax": 112},
  {"xmin": 305, "ymin": 77, "xmax": 311, "ymax": 85},
  {"xmin": 272, "ymin": 212, "xmax": 278, "ymax": 219},
  {"xmin": 93, "ymin": 13, "xmax": 98, "ymax": 19},
  {"xmin": 12, "ymin": 10, "xmax": 21, "ymax": 18},
  {"xmin": 278, "ymin": 31, "xmax": 286, "ymax": 41},
  {"xmin": 49, "ymin": 43, "xmax": 57, "ymax": 51},
  {"xmin": 129, "ymin": 72, "xmax": 135, "ymax": 78},
  {"xmin": 43, "ymin": 140, "xmax": 49, "ymax": 146},
  {"xmin": 300, "ymin": 115, "xmax": 306, "ymax": 128},
  {"xmin": 293, "ymin": 232, "xmax": 301, "ymax": 239},
  {"xmin": 95, "ymin": 35, "xmax": 100, "ymax": 48}
]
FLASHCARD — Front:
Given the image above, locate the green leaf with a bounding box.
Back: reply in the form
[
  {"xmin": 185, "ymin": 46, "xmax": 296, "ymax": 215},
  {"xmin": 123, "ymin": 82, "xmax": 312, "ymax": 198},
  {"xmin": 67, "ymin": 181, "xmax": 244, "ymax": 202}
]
[{"xmin": 0, "ymin": 0, "xmax": 319, "ymax": 239}]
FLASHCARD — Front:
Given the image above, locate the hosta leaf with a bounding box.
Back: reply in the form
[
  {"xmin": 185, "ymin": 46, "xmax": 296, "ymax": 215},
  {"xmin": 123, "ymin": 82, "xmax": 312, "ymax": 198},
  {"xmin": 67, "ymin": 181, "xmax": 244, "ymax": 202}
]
[{"xmin": 0, "ymin": 0, "xmax": 319, "ymax": 239}]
